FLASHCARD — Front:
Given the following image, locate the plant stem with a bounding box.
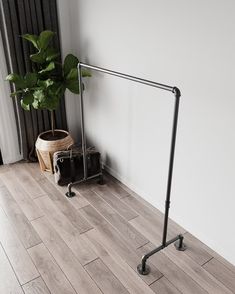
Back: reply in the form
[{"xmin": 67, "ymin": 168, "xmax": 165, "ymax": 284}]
[{"xmin": 51, "ymin": 110, "xmax": 55, "ymax": 137}]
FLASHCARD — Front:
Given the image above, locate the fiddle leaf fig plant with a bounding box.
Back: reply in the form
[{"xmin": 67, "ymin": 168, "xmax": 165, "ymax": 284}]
[{"xmin": 6, "ymin": 30, "xmax": 91, "ymax": 135}]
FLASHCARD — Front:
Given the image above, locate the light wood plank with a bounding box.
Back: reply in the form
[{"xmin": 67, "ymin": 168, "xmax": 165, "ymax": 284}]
[
  {"xmin": 203, "ymin": 257, "xmax": 235, "ymax": 293},
  {"xmin": 182, "ymin": 232, "xmax": 213, "ymax": 266},
  {"xmin": 78, "ymin": 190, "xmax": 148, "ymax": 249},
  {"xmin": 1, "ymin": 163, "xmax": 233, "ymax": 294},
  {"xmin": 164, "ymin": 246, "xmax": 233, "ymax": 294},
  {"xmin": 22, "ymin": 162, "xmax": 46, "ymax": 182},
  {"xmin": 0, "ymin": 185, "xmax": 41, "ymax": 248},
  {"xmin": 32, "ymin": 214, "xmax": 97, "ymax": 266},
  {"xmin": 84, "ymin": 229, "xmax": 156, "ymax": 294},
  {"xmin": 12, "ymin": 164, "xmax": 46, "ymax": 199},
  {"xmin": 0, "ymin": 244, "xmax": 24, "ymax": 294},
  {"xmin": 103, "ymin": 173, "xmax": 130, "ymax": 198},
  {"xmin": 93, "ymin": 185, "xmax": 138, "ymax": 220},
  {"xmin": 138, "ymin": 244, "xmax": 207, "ymax": 294},
  {"xmin": 0, "ymin": 207, "xmax": 39, "ymax": 285},
  {"xmin": 34, "ymin": 196, "xmax": 96, "ymax": 265},
  {"xmin": 28, "ymin": 243, "xmax": 76, "ymax": 294},
  {"xmin": 133, "ymin": 214, "xmax": 231, "ymax": 294},
  {"xmin": 0, "ymin": 164, "xmax": 11, "ymax": 174},
  {"xmin": 150, "ymin": 276, "xmax": 182, "ymax": 294},
  {"xmin": 85, "ymin": 258, "xmax": 129, "ymax": 294},
  {"xmin": 44, "ymin": 171, "xmax": 90, "ymax": 209},
  {"xmin": 80, "ymin": 204, "xmax": 162, "ymax": 285},
  {"xmin": 1, "ymin": 171, "xmax": 44, "ymax": 221},
  {"xmin": 22, "ymin": 277, "xmax": 50, "ymax": 294},
  {"xmin": 109, "ymin": 173, "xmax": 186, "ymax": 236},
  {"xmin": 38, "ymin": 177, "xmax": 92, "ymax": 233},
  {"xmin": 30, "ymin": 217, "xmax": 102, "ymax": 294},
  {"xmin": 185, "ymin": 232, "xmax": 235, "ymax": 273},
  {"xmin": 123, "ymin": 195, "xmax": 185, "ymax": 238},
  {"xmin": 130, "ymin": 215, "xmax": 162, "ymax": 244}
]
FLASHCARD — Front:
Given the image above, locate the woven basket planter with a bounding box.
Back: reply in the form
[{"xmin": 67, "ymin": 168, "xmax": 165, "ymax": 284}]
[{"xmin": 35, "ymin": 129, "xmax": 74, "ymax": 173}]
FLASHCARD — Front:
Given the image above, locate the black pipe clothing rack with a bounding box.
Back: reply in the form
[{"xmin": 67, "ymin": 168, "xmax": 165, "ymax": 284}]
[{"xmin": 65, "ymin": 62, "xmax": 186, "ymax": 275}]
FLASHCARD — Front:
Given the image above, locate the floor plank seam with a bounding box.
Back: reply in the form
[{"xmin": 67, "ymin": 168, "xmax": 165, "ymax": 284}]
[
  {"xmin": 79, "ymin": 226, "xmax": 94, "ymax": 235},
  {"xmin": 29, "ymin": 215, "xmax": 45, "ymax": 223},
  {"xmin": 128, "ymin": 214, "xmax": 139, "ymax": 222},
  {"xmin": 84, "ymin": 257, "xmax": 132, "ymax": 294},
  {"xmin": 29, "ymin": 243, "xmax": 79, "ymax": 294},
  {"xmin": 1, "ymin": 164, "xmax": 235, "ymax": 294},
  {"xmin": 83, "ymin": 262, "xmax": 106, "ymax": 294},
  {"xmin": 25, "ymin": 241, "xmax": 43, "ymax": 251},
  {"xmin": 83, "ymin": 256, "xmax": 100, "ymax": 267},
  {"xmin": 152, "ymin": 275, "xmax": 184, "ymax": 294},
  {"xmin": 158, "ymin": 250, "xmax": 209, "ymax": 293},
  {"xmin": 148, "ymin": 274, "xmax": 165, "ymax": 287},
  {"xmin": 136, "ymin": 240, "xmax": 150, "ymax": 250},
  {"xmin": 32, "ymin": 193, "xmax": 48, "ymax": 200},
  {"xmin": 78, "ymin": 189, "xmax": 148, "ymax": 250},
  {"xmin": 201, "ymin": 256, "xmax": 214, "ymax": 267},
  {"xmin": 20, "ymin": 275, "xmax": 43, "ymax": 287},
  {"xmin": 0, "ymin": 242, "xmax": 21, "ymax": 287}
]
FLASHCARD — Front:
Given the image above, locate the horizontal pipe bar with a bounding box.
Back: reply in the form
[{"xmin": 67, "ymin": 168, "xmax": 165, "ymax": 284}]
[
  {"xmin": 68, "ymin": 172, "xmax": 102, "ymax": 189},
  {"xmin": 142, "ymin": 234, "xmax": 181, "ymax": 261},
  {"xmin": 79, "ymin": 62, "xmax": 174, "ymax": 92}
]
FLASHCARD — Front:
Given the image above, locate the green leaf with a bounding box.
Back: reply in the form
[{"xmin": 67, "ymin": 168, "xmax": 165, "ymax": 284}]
[
  {"xmin": 32, "ymin": 99, "xmax": 40, "ymax": 109},
  {"xmin": 66, "ymin": 80, "xmax": 80, "ymax": 94},
  {"xmin": 41, "ymin": 95, "xmax": 60, "ymax": 111},
  {"xmin": 38, "ymin": 79, "xmax": 54, "ymax": 88},
  {"xmin": 63, "ymin": 54, "xmax": 79, "ymax": 77},
  {"xmin": 30, "ymin": 50, "xmax": 46, "ymax": 63},
  {"xmin": 20, "ymin": 99, "xmax": 30, "ymax": 111},
  {"xmin": 24, "ymin": 73, "xmax": 37, "ymax": 88},
  {"xmin": 38, "ymin": 30, "xmax": 55, "ymax": 50},
  {"xmin": 22, "ymin": 34, "xmax": 39, "ymax": 49},
  {"xmin": 66, "ymin": 68, "xmax": 78, "ymax": 80},
  {"xmin": 38, "ymin": 62, "xmax": 55, "ymax": 74},
  {"xmin": 45, "ymin": 47, "xmax": 60, "ymax": 62},
  {"xmin": 6, "ymin": 73, "xmax": 25, "ymax": 89},
  {"xmin": 82, "ymin": 69, "xmax": 92, "ymax": 77},
  {"xmin": 33, "ymin": 89, "xmax": 46, "ymax": 102},
  {"xmin": 23, "ymin": 92, "xmax": 34, "ymax": 104}
]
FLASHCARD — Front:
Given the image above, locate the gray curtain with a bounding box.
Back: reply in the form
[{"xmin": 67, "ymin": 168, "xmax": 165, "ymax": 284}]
[{"xmin": 0, "ymin": 0, "xmax": 67, "ymax": 161}]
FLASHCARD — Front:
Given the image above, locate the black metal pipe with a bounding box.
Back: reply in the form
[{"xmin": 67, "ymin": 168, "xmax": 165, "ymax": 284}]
[
  {"xmin": 137, "ymin": 87, "xmax": 186, "ymax": 275},
  {"xmin": 78, "ymin": 64, "xmax": 88, "ymax": 180},
  {"xmin": 162, "ymin": 88, "xmax": 181, "ymax": 246},
  {"xmin": 66, "ymin": 62, "xmax": 179, "ymax": 197},
  {"xmin": 137, "ymin": 234, "xmax": 183, "ymax": 275},
  {"xmin": 80, "ymin": 63, "xmax": 174, "ymax": 93}
]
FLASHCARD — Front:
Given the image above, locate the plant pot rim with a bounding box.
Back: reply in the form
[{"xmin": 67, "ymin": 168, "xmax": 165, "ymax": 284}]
[{"xmin": 38, "ymin": 129, "xmax": 70, "ymax": 142}]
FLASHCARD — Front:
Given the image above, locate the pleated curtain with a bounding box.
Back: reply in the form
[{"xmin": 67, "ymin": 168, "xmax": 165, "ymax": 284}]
[{"xmin": 0, "ymin": 0, "xmax": 67, "ymax": 161}]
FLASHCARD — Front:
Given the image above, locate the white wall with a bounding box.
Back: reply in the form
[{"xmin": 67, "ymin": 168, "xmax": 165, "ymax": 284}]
[{"xmin": 58, "ymin": 0, "xmax": 235, "ymax": 265}]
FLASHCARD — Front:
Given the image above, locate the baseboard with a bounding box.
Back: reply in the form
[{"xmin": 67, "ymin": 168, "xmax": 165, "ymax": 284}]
[{"xmin": 103, "ymin": 163, "xmax": 165, "ymax": 213}]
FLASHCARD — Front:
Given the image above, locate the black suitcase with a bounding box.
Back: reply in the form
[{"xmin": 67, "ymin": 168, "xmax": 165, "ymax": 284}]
[{"xmin": 53, "ymin": 147, "xmax": 101, "ymax": 186}]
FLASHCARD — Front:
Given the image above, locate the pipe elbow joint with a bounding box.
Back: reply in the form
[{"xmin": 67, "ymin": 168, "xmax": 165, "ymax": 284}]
[{"xmin": 172, "ymin": 87, "xmax": 181, "ymax": 98}]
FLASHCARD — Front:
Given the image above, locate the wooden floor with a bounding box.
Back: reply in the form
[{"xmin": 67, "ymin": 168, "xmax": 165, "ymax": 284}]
[{"xmin": 0, "ymin": 163, "xmax": 235, "ymax": 294}]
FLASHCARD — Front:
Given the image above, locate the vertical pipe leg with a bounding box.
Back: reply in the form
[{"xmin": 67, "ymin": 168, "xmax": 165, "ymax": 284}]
[
  {"xmin": 162, "ymin": 88, "xmax": 180, "ymax": 246},
  {"xmin": 174, "ymin": 234, "xmax": 187, "ymax": 251},
  {"xmin": 65, "ymin": 183, "xmax": 76, "ymax": 198},
  {"xmin": 78, "ymin": 63, "xmax": 88, "ymax": 180},
  {"xmin": 137, "ymin": 255, "xmax": 151, "ymax": 275}
]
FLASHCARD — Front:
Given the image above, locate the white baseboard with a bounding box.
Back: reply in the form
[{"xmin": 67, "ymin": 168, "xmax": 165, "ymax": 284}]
[{"xmin": 103, "ymin": 163, "xmax": 165, "ymax": 213}]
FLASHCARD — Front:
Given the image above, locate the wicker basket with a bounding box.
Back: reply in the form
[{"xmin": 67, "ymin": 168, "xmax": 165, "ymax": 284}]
[{"xmin": 35, "ymin": 129, "xmax": 74, "ymax": 173}]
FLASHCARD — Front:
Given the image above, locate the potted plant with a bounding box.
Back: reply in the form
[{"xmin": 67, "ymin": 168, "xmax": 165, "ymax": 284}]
[{"xmin": 6, "ymin": 30, "xmax": 90, "ymax": 172}]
